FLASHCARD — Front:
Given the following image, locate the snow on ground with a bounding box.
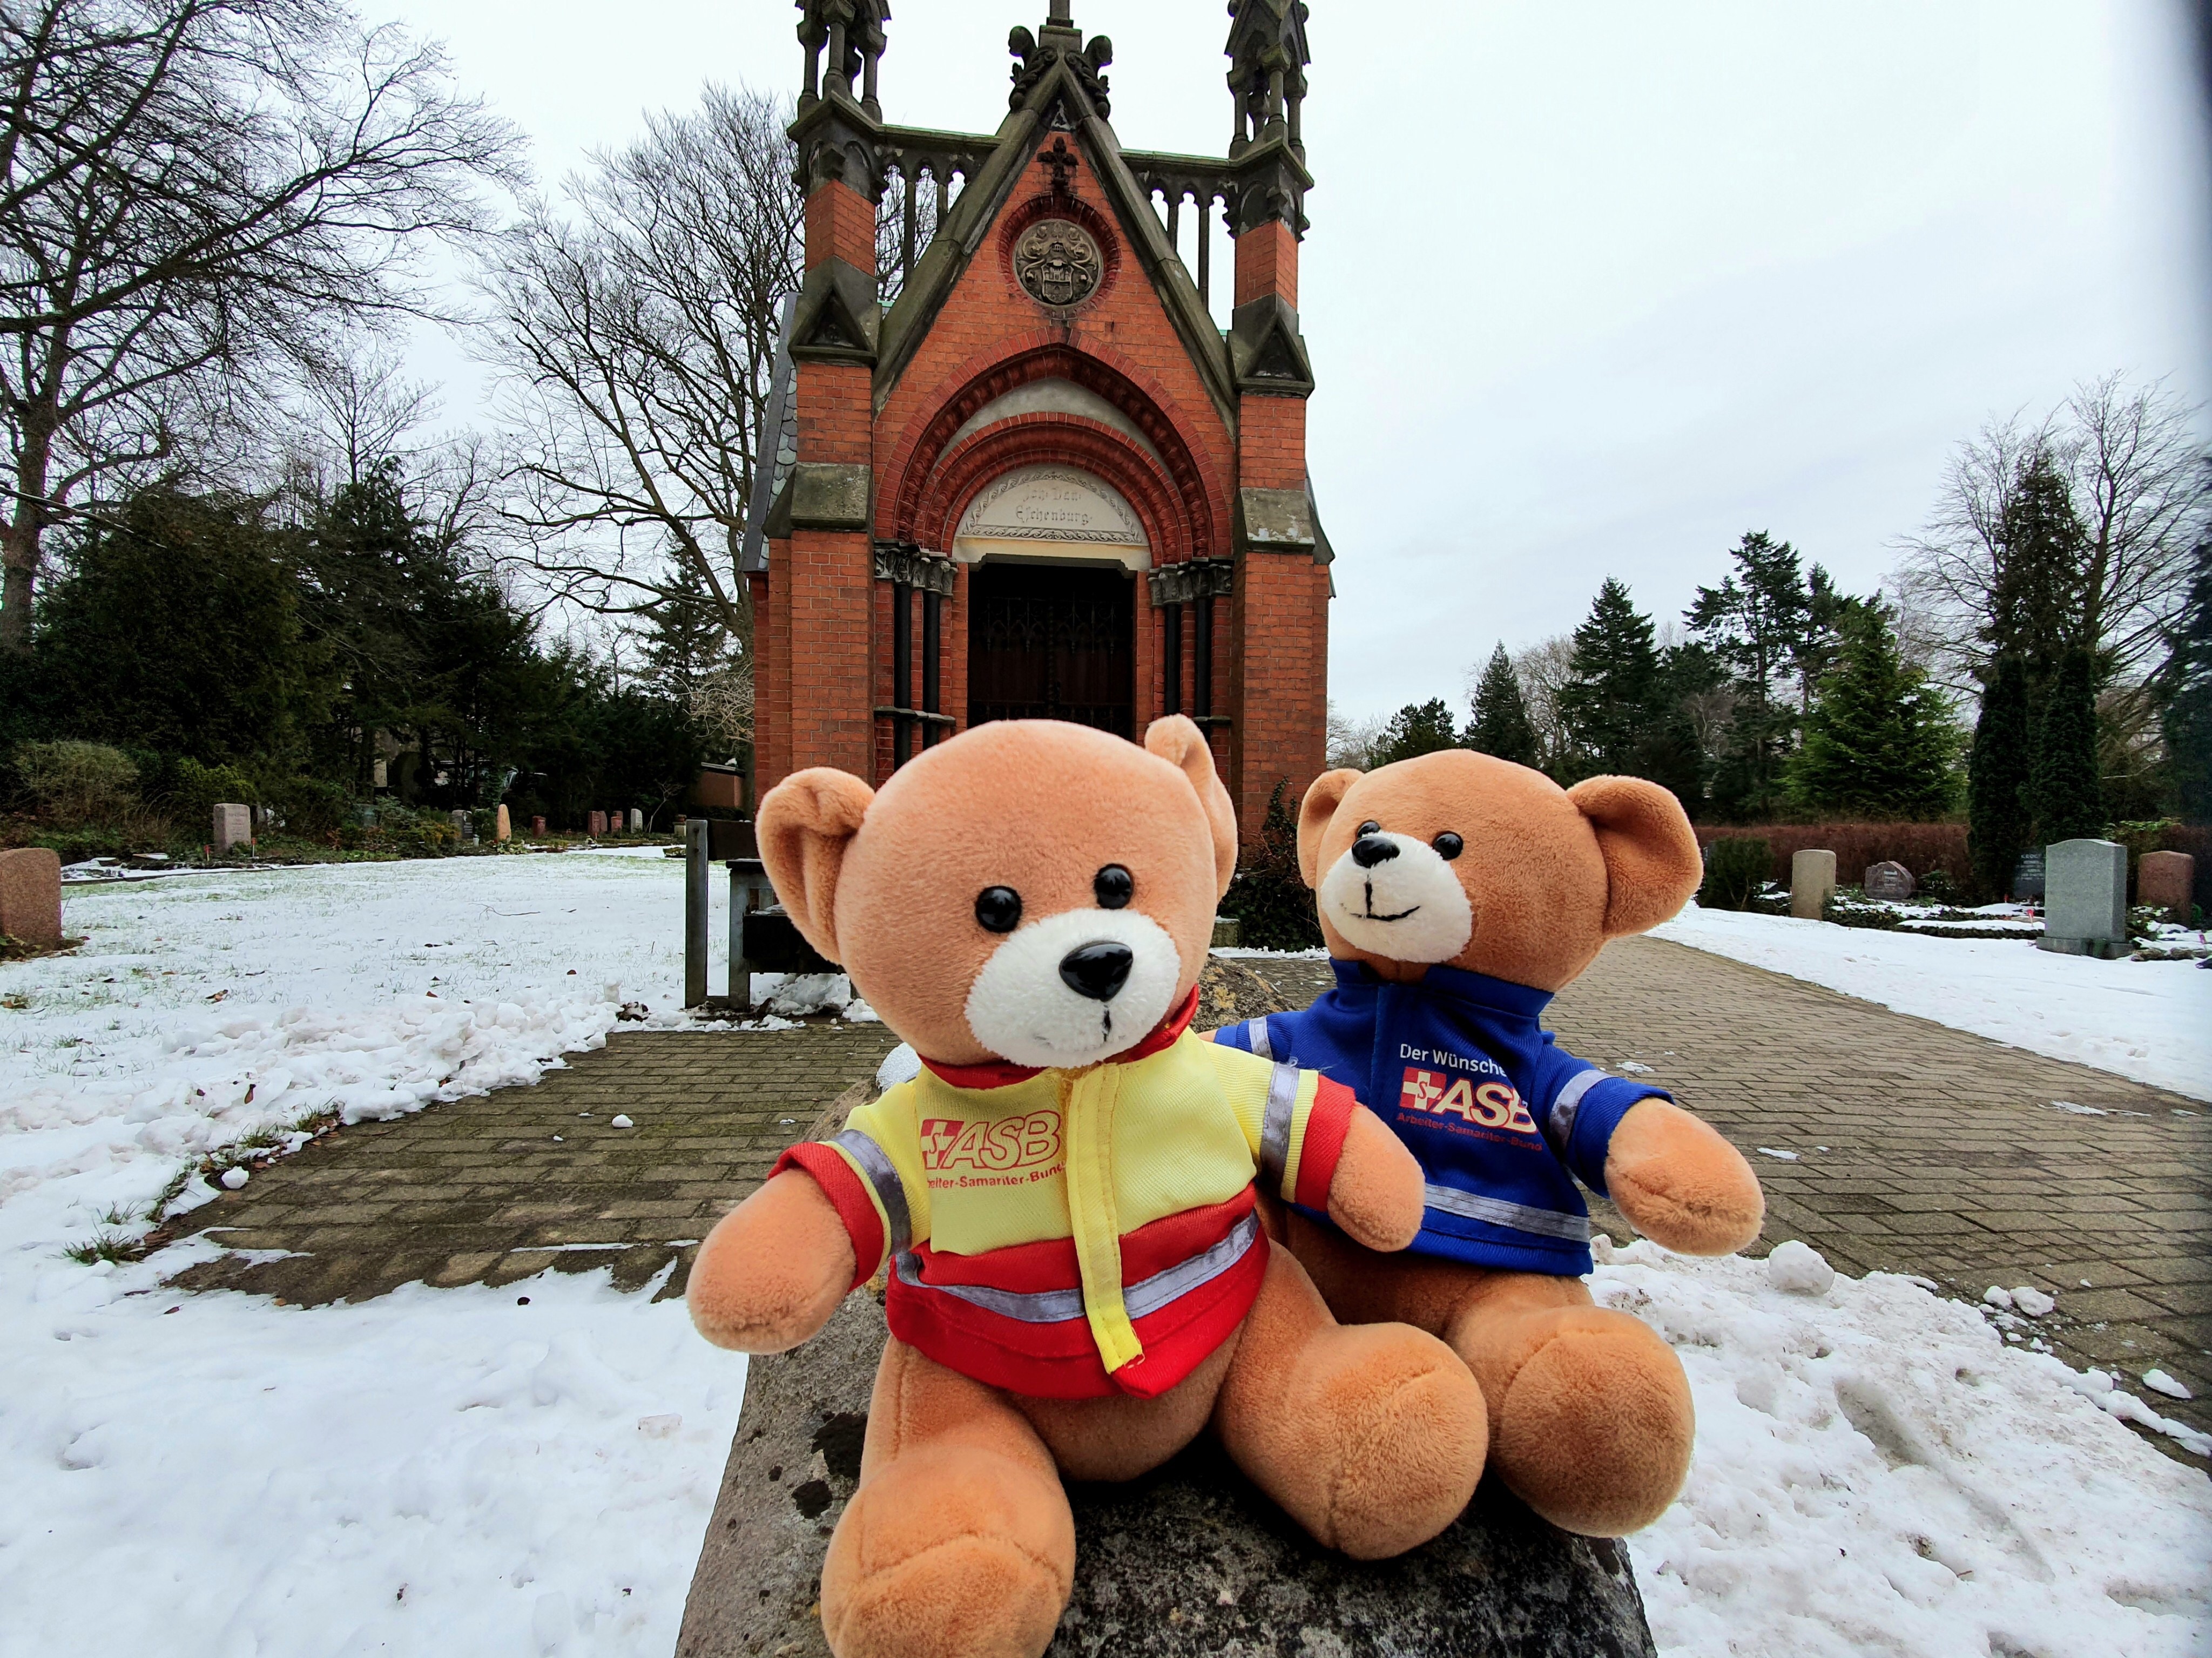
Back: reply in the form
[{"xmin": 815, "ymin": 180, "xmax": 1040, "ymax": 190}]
[
  {"xmin": 1654, "ymin": 903, "xmax": 2212, "ymax": 1101},
  {"xmin": 2, "ymin": 1242, "xmax": 745, "ymax": 1657},
  {"xmin": 1611, "ymin": 1240, "xmax": 2212, "ymax": 1658}
]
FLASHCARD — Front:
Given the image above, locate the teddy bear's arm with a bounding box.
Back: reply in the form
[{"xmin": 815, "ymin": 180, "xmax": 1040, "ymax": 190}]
[
  {"xmin": 1602, "ymin": 1099, "xmax": 1765, "ymax": 1256},
  {"xmin": 686, "ymin": 1170, "xmax": 860, "ymax": 1353},
  {"xmin": 1323, "ymin": 1106, "xmax": 1428, "ymax": 1252}
]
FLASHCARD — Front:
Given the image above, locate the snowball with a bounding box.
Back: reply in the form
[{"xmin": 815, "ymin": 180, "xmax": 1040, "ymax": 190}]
[
  {"xmin": 609, "ymin": 1114, "xmax": 634, "ymax": 1129},
  {"xmin": 219, "ymin": 1167, "xmax": 248, "ymax": 1190},
  {"xmin": 2009, "ymin": 1286, "xmax": 2055, "ymax": 1317},
  {"xmin": 1765, "ymin": 1240, "xmax": 1835, "ymax": 1296},
  {"xmin": 876, "ymin": 1043, "xmax": 923, "ymax": 1092},
  {"xmin": 1982, "ymin": 1286, "xmax": 2014, "ymax": 1310},
  {"xmin": 2142, "ymin": 1369, "xmax": 2193, "ymax": 1400}
]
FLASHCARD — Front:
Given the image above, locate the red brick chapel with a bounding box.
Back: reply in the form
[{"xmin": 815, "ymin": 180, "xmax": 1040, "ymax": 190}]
[{"xmin": 741, "ymin": 0, "xmax": 1333, "ymax": 837}]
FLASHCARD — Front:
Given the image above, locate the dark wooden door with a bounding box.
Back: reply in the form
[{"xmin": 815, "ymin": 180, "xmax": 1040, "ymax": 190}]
[{"xmin": 967, "ymin": 561, "xmax": 1134, "ymax": 737}]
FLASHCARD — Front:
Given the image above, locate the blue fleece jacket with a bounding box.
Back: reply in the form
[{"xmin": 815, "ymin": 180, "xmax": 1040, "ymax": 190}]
[{"xmin": 1212, "ymin": 959, "xmax": 1669, "ymax": 1276}]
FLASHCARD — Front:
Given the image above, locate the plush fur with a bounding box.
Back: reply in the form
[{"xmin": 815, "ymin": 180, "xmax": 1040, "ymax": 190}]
[
  {"xmin": 689, "ymin": 718, "xmax": 1486, "ymax": 1658},
  {"xmin": 1283, "ymin": 749, "xmax": 1764, "ymax": 1537}
]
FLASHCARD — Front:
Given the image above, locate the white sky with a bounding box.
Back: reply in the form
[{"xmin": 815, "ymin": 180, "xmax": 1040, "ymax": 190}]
[{"xmin": 390, "ymin": 0, "xmax": 2211, "ymax": 721}]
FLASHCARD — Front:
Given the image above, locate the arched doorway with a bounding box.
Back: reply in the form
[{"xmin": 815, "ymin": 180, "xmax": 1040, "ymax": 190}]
[{"xmin": 955, "ymin": 465, "xmax": 1145, "ymax": 737}]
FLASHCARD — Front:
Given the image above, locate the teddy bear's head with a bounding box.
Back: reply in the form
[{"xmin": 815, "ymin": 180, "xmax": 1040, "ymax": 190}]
[
  {"xmin": 1297, "ymin": 751, "xmax": 1701, "ymax": 993},
  {"xmin": 757, "ymin": 715, "xmax": 1236, "ymax": 1068}
]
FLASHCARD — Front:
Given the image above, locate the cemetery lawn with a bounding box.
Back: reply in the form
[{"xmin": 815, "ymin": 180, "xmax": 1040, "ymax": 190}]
[
  {"xmin": 1655, "ymin": 901, "xmax": 2212, "ymax": 1101},
  {"xmin": 0, "ymin": 860, "xmax": 2204, "ymax": 1656}
]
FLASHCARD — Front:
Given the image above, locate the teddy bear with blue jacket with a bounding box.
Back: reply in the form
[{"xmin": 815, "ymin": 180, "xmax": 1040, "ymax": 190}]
[{"xmin": 1211, "ymin": 749, "xmax": 1765, "ymax": 1537}]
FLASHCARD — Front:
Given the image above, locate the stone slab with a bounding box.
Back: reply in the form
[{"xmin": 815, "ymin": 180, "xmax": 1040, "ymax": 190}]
[
  {"xmin": 2138, "ymin": 850, "xmax": 2194, "ymax": 923},
  {"xmin": 2041, "ymin": 838, "xmax": 2127, "ymax": 956},
  {"xmin": 675, "ymin": 1294, "xmax": 1656, "ymax": 1658},
  {"xmin": 212, "ymin": 802, "xmax": 251, "ymax": 852},
  {"xmin": 1863, "ymin": 860, "xmax": 1914, "ymax": 902},
  {"xmin": 1790, "ymin": 848, "xmax": 1836, "ymax": 920},
  {"xmin": 0, "ymin": 847, "xmax": 62, "ymax": 946}
]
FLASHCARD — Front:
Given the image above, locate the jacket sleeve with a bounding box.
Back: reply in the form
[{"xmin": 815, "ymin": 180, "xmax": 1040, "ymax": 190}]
[
  {"xmin": 768, "ymin": 1085, "xmax": 930, "ymax": 1289},
  {"xmin": 1529, "ymin": 1034, "xmax": 1671, "ymax": 1198},
  {"xmin": 1201, "ymin": 1040, "xmax": 1360, "ymax": 1212}
]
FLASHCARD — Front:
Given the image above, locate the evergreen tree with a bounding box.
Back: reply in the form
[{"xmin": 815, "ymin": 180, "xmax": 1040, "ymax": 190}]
[
  {"xmin": 638, "ymin": 551, "xmax": 734, "ymax": 707},
  {"xmin": 2030, "ymin": 646, "xmax": 2103, "ymax": 841},
  {"xmin": 1968, "ymin": 652, "xmax": 2033, "ymax": 899},
  {"xmin": 2162, "ymin": 541, "xmax": 2212, "ymax": 821},
  {"xmin": 1685, "ymin": 531, "xmax": 1815, "ymax": 816},
  {"xmin": 1464, "ymin": 643, "xmax": 1540, "ymax": 768},
  {"xmin": 1370, "ymin": 698, "xmax": 1460, "ymax": 767},
  {"xmin": 1786, "ymin": 605, "xmax": 1958, "ymax": 819},
  {"xmin": 1223, "ymin": 780, "xmax": 1323, "ymax": 950},
  {"xmin": 1556, "ymin": 577, "xmax": 1662, "ymax": 776}
]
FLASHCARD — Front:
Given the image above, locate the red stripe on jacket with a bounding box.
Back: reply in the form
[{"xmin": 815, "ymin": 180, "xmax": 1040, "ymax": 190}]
[
  {"xmin": 1293, "ymin": 1076, "xmax": 1358, "ymax": 1211},
  {"xmin": 772, "ymin": 1142, "xmax": 885, "ymax": 1291}
]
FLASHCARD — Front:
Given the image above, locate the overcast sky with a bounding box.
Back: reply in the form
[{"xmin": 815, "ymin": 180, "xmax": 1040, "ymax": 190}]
[{"xmin": 392, "ymin": 0, "xmax": 2210, "ymax": 721}]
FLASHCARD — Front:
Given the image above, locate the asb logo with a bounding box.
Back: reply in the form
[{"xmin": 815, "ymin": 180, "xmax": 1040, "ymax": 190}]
[
  {"xmin": 1399, "ymin": 1067, "xmax": 1539, "ymax": 1134},
  {"xmin": 920, "ymin": 1110, "xmax": 1063, "ymax": 1172}
]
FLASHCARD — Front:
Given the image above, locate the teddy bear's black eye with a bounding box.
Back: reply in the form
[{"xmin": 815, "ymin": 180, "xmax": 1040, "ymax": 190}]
[
  {"xmin": 975, "ymin": 886, "xmax": 1023, "ymax": 933},
  {"xmin": 1356, "ymin": 820, "xmax": 1381, "ymax": 837},
  {"xmin": 1094, "ymin": 865, "xmax": 1133, "ymax": 909},
  {"xmin": 1432, "ymin": 832, "xmax": 1464, "ymax": 861}
]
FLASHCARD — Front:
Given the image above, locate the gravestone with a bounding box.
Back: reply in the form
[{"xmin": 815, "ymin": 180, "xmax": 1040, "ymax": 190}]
[
  {"xmin": 531, "ymin": 816, "xmax": 548, "ymax": 835},
  {"xmin": 1863, "ymin": 861, "xmax": 1914, "ymax": 902},
  {"xmin": 211, "ymin": 803, "xmax": 251, "ymax": 853},
  {"xmin": 495, "ymin": 804, "xmax": 512, "ymax": 843},
  {"xmin": 0, "ymin": 848, "xmax": 63, "ymax": 948},
  {"xmin": 676, "ymin": 1294, "xmax": 1656, "ymax": 1658},
  {"xmin": 1790, "ymin": 849, "xmax": 1836, "ymax": 920},
  {"xmin": 2039, "ymin": 838, "xmax": 2127, "ymax": 958},
  {"xmin": 2012, "ymin": 849, "xmax": 2045, "ymax": 903},
  {"xmin": 629, "ymin": 808, "xmax": 645, "ymax": 833},
  {"xmin": 449, "ymin": 809, "xmax": 475, "ymax": 844},
  {"xmin": 588, "ymin": 810, "xmax": 608, "ymax": 837},
  {"xmin": 2137, "ymin": 850, "xmax": 2194, "ymax": 924}
]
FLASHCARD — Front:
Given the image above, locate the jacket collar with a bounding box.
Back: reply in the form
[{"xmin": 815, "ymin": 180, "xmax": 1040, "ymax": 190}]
[
  {"xmin": 921, "ymin": 984, "xmax": 1202, "ymax": 1091},
  {"xmin": 1328, "ymin": 957, "xmax": 1554, "ymax": 1021}
]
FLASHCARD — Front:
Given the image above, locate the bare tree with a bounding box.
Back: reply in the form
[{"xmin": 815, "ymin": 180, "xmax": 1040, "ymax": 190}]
[
  {"xmin": 475, "ymin": 85, "xmax": 802, "ymax": 661},
  {"xmin": 1892, "ymin": 376, "xmax": 2208, "ymax": 695},
  {"xmin": 0, "ymin": 0, "xmax": 520, "ymax": 651},
  {"xmin": 1507, "ymin": 633, "xmax": 1579, "ymax": 770},
  {"xmin": 1324, "ymin": 701, "xmax": 1385, "ymax": 770}
]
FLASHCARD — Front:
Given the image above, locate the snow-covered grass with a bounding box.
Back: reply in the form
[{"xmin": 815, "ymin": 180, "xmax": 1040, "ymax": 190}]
[
  {"xmin": 1654, "ymin": 902, "xmax": 2212, "ymax": 1101},
  {"xmin": 1611, "ymin": 1240, "xmax": 2212, "ymax": 1658}
]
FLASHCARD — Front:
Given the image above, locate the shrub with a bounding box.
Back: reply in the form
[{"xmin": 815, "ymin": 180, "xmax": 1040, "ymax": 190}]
[
  {"xmin": 1700, "ymin": 836, "xmax": 1770, "ymax": 910},
  {"xmin": 1224, "ymin": 780, "xmax": 1323, "ymax": 952},
  {"xmin": 266, "ymin": 776, "xmax": 350, "ymax": 840},
  {"xmin": 12, "ymin": 741, "xmax": 140, "ymax": 823}
]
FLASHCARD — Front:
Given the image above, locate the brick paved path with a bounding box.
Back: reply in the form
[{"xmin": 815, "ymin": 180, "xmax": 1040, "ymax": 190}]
[{"xmin": 167, "ymin": 940, "xmax": 2209, "ymax": 1455}]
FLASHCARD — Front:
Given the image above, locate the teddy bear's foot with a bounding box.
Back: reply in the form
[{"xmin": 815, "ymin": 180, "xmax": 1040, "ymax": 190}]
[
  {"xmin": 821, "ymin": 1339, "xmax": 1074, "ymax": 1658},
  {"xmin": 1216, "ymin": 1240, "xmax": 1487, "ymax": 1560},
  {"xmin": 1467, "ymin": 1301, "xmax": 1694, "ymax": 1538}
]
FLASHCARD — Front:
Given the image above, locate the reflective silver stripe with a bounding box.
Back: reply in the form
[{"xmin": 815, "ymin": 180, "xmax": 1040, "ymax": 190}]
[
  {"xmin": 1247, "ymin": 1015, "xmax": 1273, "ymax": 1061},
  {"xmin": 1423, "ymin": 1183, "xmax": 1593, "ymax": 1242},
  {"xmin": 831, "ymin": 1129, "xmax": 912, "ymax": 1257},
  {"xmin": 1258, "ymin": 1061, "xmax": 1299, "ymax": 1200},
  {"xmin": 893, "ymin": 1210, "xmax": 1263, "ymax": 1326},
  {"xmin": 1547, "ymin": 1067, "xmax": 1610, "ymax": 1153}
]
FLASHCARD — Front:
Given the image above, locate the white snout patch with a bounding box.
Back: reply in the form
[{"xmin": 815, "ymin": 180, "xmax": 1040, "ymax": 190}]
[
  {"xmin": 1317, "ymin": 833, "xmax": 1474, "ymax": 962},
  {"xmin": 964, "ymin": 906, "xmax": 1184, "ymax": 1070}
]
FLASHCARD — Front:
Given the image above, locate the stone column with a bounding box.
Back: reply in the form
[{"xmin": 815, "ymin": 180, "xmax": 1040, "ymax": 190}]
[
  {"xmin": 1790, "ymin": 849, "xmax": 1836, "ymax": 920},
  {"xmin": 2040, "ymin": 839, "xmax": 2128, "ymax": 957}
]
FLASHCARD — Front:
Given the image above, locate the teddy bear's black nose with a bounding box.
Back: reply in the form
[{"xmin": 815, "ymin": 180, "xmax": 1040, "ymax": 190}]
[
  {"xmin": 1059, "ymin": 940, "xmax": 1134, "ymax": 1001},
  {"xmin": 1351, "ymin": 834, "xmax": 1399, "ymax": 869}
]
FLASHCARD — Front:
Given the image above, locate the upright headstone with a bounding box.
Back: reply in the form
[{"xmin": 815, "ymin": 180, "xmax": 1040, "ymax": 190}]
[
  {"xmin": 2136, "ymin": 850, "xmax": 2195, "ymax": 925},
  {"xmin": 2012, "ymin": 849, "xmax": 2046, "ymax": 903},
  {"xmin": 212, "ymin": 802, "xmax": 251, "ymax": 853},
  {"xmin": 588, "ymin": 810, "xmax": 608, "ymax": 837},
  {"xmin": 450, "ymin": 809, "xmax": 475, "ymax": 844},
  {"xmin": 495, "ymin": 804, "xmax": 512, "ymax": 843},
  {"xmin": 2039, "ymin": 839, "xmax": 2128, "ymax": 958},
  {"xmin": 1790, "ymin": 849, "xmax": 1837, "ymax": 920},
  {"xmin": 531, "ymin": 815, "xmax": 547, "ymax": 836},
  {"xmin": 0, "ymin": 848, "xmax": 63, "ymax": 948},
  {"xmin": 1863, "ymin": 860, "xmax": 1915, "ymax": 902},
  {"xmin": 628, "ymin": 807, "xmax": 644, "ymax": 833}
]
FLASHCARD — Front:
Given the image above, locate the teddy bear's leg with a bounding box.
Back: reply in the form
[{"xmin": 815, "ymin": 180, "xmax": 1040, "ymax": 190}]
[
  {"xmin": 1442, "ymin": 1271, "xmax": 1694, "ymax": 1538},
  {"xmin": 821, "ymin": 1336, "xmax": 1075, "ymax": 1658},
  {"xmin": 1212, "ymin": 1239, "xmax": 1487, "ymax": 1560}
]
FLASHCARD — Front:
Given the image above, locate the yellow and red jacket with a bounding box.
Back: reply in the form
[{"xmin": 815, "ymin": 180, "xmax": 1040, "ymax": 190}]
[{"xmin": 774, "ymin": 991, "xmax": 1357, "ymax": 1400}]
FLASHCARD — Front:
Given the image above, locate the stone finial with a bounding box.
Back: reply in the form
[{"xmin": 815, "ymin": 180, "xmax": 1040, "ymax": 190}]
[
  {"xmin": 797, "ymin": 0, "xmax": 890, "ymax": 117},
  {"xmin": 1225, "ymin": 0, "xmax": 1311, "ymax": 154}
]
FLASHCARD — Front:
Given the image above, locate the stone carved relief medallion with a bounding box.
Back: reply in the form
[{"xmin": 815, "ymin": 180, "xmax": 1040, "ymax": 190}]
[{"xmin": 1014, "ymin": 219, "xmax": 1102, "ymax": 307}]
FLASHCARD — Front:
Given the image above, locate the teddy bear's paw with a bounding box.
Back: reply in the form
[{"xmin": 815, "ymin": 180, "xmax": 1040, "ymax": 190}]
[
  {"xmin": 1493, "ymin": 1310, "xmax": 1694, "ymax": 1538},
  {"xmin": 1319, "ymin": 1331, "xmax": 1490, "ymax": 1559},
  {"xmin": 1603, "ymin": 1100, "xmax": 1766, "ymax": 1257},
  {"xmin": 821, "ymin": 1444, "xmax": 1074, "ymax": 1658}
]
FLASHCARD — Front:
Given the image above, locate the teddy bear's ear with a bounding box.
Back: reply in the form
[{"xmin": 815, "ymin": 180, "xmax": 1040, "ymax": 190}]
[
  {"xmin": 757, "ymin": 768, "xmax": 875, "ymax": 964},
  {"xmin": 1144, "ymin": 715, "xmax": 1237, "ymax": 899},
  {"xmin": 1296, "ymin": 769, "xmax": 1362, "ymax": 890},
  {"xmin": 1567, "ymin": 775, "xmax": 1703, "ymax": 938}
]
